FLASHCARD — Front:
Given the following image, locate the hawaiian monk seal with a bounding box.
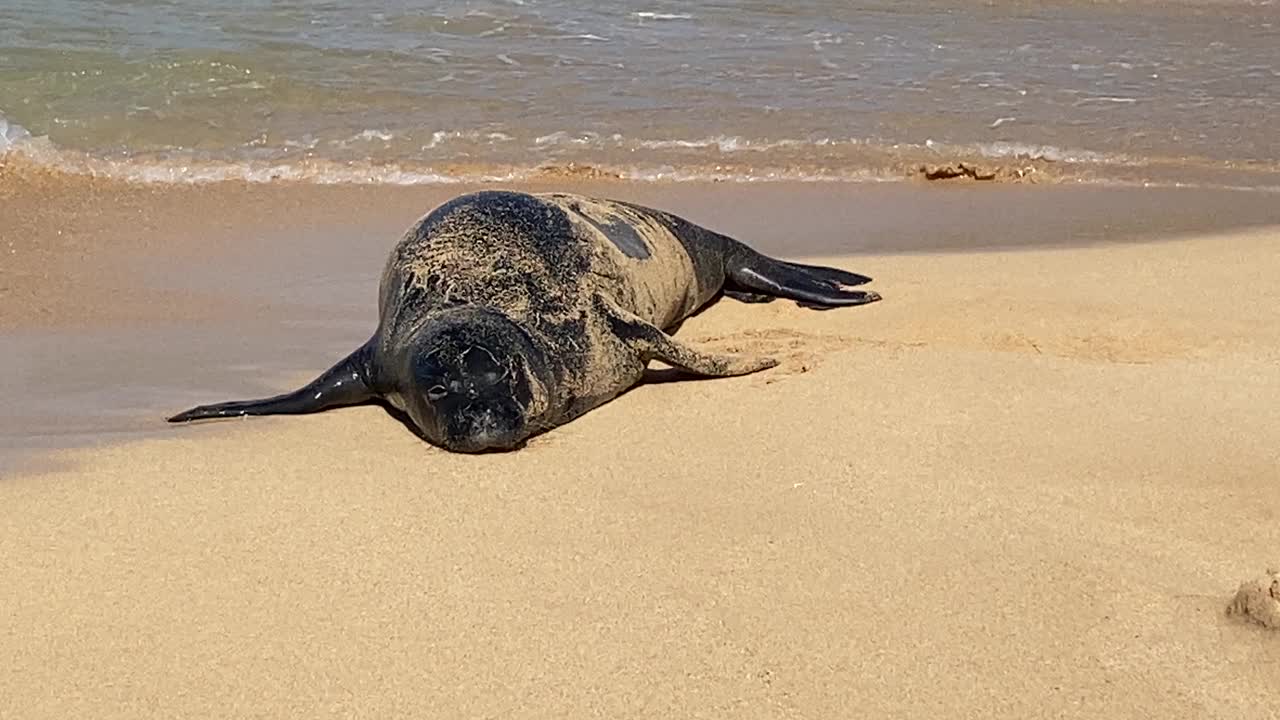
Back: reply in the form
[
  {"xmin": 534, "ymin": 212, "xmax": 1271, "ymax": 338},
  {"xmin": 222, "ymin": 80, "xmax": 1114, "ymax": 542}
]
[{"xmin": 167, "ymin": 190, "xmax": 880, "ymax": 452}]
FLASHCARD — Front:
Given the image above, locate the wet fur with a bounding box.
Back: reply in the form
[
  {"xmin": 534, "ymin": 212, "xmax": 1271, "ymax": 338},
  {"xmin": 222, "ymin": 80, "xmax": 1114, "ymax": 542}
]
[{"xmin": 168, "ymin": 190, "xmax": 880, "ymax": 451}]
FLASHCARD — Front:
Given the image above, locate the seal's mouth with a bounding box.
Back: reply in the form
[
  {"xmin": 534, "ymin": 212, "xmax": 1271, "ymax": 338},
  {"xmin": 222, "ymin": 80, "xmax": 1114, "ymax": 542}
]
[
  {"xmin": 444, "ymin": 431, "xmax": 527, "ymax": 454},
  {"xmin": 440, "ymin": 403, "xmax": 529, "ymax": 453}
]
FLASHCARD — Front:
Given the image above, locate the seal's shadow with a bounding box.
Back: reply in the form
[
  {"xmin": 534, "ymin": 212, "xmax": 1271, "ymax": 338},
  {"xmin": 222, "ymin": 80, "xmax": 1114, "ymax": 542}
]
[
  {"xmin": 638, "ymin": 367, "xmax": 723, "ymax": 386},
  {"xmin": 368, "ymin": 400, "xmax": 424, "ymax": 441}
]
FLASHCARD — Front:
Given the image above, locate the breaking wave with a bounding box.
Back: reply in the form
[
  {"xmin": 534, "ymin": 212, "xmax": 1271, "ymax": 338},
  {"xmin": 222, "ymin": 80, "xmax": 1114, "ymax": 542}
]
[{"xmin": 3, "ymin": 112, "xmax": 1278, "ymax": 191}]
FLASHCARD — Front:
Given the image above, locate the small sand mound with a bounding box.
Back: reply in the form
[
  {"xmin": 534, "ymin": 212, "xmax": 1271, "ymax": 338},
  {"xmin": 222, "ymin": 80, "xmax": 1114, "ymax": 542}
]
[{"xmin": 1226, "ymin": 569, "xmax": 1280, "ymax": 629}]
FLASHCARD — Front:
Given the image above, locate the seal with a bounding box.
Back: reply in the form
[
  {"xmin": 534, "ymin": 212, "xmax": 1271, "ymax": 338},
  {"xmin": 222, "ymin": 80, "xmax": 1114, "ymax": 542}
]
[{"xmin": 167, "ymin": 190, "xmax": 880, "ymax": 452}]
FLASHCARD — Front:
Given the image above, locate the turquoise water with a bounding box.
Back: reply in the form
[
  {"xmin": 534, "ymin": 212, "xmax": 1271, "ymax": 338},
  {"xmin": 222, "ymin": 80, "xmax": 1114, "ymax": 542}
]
[{"xmin": 2, "ymin": 0, "xmax": 1278, "ymax": 185}]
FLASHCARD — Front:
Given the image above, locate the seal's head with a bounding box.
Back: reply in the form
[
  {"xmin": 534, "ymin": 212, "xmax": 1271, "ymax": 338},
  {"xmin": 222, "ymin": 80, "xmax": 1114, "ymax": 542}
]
[{"xmin": 397, "ymin": 306, "xmax": 551, "ymax": 453}]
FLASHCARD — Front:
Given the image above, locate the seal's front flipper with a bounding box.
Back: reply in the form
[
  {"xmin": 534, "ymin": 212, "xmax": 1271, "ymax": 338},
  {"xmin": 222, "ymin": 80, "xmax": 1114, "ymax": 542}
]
[
  {"xmin": 599, "ymin": 296, "xmax": 777, "ymax": 377},
  {"xmin": 726, "ymin": 245, "xmax": 881, "ymax": 308},
  {"xmin": 167, "ymin": 342, "xmax": 376, "ymax": 423}
]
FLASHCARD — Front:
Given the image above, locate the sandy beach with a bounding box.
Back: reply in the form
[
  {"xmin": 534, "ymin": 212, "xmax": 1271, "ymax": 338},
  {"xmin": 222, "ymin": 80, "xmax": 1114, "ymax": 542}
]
[{"xmin": 2, "ymin": 177, "xmax": 1279, "ymax": 718}]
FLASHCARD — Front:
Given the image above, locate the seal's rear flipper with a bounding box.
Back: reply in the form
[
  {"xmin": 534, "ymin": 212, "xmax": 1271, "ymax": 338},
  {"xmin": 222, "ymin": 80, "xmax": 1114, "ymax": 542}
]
[
  {"xmin": 167, "ymin": 342, "xmax": 376, "ymax": 423},
  {"xmin": 725, "ymin": 245, "xmax": 880, "ymax": 308},
  {"xmin": 782, "ymin": 261, "xmax": 873, "ymax": 287},
  {"xmin": 599, "ymin": 296, "xmax": 777, "ymax": 377}
]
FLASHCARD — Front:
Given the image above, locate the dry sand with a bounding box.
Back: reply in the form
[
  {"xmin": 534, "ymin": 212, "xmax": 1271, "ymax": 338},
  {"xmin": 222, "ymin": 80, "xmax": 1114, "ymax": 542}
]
[{"xmin": 2, "ymin": 177, "xmax": 1279, "ymax": 718}]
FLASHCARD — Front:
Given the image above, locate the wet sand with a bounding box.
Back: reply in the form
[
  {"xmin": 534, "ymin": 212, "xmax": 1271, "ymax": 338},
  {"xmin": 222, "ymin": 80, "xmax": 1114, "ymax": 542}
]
[{"xmin": 2, "ymin": 178, "xmax": 1280, "ymax": 718}]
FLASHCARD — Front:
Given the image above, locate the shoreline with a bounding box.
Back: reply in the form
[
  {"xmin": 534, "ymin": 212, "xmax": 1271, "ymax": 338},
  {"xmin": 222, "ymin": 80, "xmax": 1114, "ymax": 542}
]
[{"xmin": 6, "ymin": 175, "xmax": 1280, "ymax": 332}]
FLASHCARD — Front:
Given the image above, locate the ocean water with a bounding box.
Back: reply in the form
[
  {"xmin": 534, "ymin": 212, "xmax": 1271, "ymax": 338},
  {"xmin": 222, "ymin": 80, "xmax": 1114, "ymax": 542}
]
[{"xmin": 1, "ymin": 0, "xmax": 1277, "ymax": 186}]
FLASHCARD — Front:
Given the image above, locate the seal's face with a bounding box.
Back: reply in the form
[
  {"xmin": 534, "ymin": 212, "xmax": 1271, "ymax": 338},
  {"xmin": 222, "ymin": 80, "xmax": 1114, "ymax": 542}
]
[{"xmin": 399, "ymin": 311, "xmax": 548, "ymax": 453}]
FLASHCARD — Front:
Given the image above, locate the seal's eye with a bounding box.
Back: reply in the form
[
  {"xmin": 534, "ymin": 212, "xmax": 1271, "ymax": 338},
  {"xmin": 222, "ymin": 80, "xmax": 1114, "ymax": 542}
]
[{"xmin": 426, "ymin": 385, "xmax": 449, "ymax": 402}]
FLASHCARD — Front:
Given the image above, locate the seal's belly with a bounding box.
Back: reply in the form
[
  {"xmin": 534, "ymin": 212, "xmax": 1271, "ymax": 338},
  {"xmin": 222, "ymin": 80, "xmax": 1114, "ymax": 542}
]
[{"xmin": 541, "ymin": 194, "xmax": 702, "ymax": 329}]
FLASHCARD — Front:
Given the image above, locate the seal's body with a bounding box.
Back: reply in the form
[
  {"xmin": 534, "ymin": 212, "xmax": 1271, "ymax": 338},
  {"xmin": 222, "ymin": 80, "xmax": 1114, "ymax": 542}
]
[{"xmin": 168, "ymin": 190, "xmax": 880, "ymax": 452}]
